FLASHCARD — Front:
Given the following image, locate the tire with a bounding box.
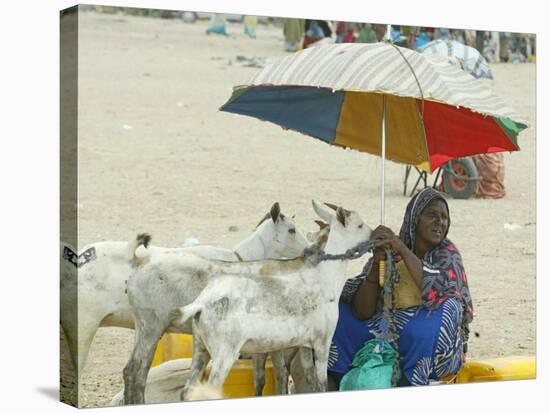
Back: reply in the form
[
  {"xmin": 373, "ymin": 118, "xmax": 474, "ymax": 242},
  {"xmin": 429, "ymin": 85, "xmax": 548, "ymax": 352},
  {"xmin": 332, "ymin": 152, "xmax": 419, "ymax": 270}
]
[
  {"xmin": 442, "ymin": 157, "xmax": 479, "ymax": 199},
  {"xmin": 181, "ymin": 11, "xmax": 197, "ymax": 23}
]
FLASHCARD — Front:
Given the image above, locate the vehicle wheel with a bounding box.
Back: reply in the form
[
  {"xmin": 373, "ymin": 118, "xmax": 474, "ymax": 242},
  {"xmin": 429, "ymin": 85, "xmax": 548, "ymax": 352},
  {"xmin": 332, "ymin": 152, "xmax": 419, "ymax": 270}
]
[
  {"xmin": 442, "ymin": 157, "xmax": 479, "ymax": 199},
  {"xmin": 181, "ymin": 11, "xmax": 197, "ymax": 23}
]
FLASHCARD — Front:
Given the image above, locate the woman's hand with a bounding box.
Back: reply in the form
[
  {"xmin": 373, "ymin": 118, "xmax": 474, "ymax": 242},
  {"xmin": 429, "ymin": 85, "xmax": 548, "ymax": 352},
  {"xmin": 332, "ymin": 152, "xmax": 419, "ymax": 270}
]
[{"xmin": 370, "ymin": 225, "xmax": 405, "ymax": 258}]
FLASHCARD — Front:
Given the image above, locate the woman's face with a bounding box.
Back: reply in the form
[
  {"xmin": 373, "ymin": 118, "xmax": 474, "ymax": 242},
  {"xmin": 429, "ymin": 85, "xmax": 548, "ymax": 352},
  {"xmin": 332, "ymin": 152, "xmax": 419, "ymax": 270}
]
[{"xmin": 415, "ymin": 199, "xmax": 449, "ymax": 251}]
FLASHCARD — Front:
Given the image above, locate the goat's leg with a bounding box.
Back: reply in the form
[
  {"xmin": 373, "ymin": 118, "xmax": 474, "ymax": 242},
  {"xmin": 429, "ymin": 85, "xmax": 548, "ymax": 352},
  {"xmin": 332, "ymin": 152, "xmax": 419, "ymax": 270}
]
[
  {"xmin": 60, "ymin": 322, "xmax": 78, "ymax": 374},
  {"xmin": 271, "ymin": 351, "xmax": 289, "ymax": 394},
  {"xmin": 206, "ymin": 345, "xmax": 242, "ymax": 389},
  {"xmin": 289, "ymin": 347, "xmax": 317, "ymax": 394},
  {"xmin": 252, "ymin": 354, "xmax": 267, "ymax": 396},
  {"xmin": 181, "ymin": 335, "xmax": 211, "ymax": 400},
  {"xmin": 312, "ymin": 341, "xmax": 330, "ymax": 392},
  {"xmin": 75, "ymin": 316, "xmax": 102, "ymax": 377},
  {"xmin": 123, "ymin": 314, "xmax": 167, "ymax": 405}
]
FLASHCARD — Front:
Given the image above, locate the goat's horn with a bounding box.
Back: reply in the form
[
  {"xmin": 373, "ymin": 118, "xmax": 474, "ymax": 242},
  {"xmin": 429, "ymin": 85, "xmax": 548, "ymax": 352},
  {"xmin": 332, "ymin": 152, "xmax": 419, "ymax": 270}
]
[
  {"xmin": 314, "ymin": 219, "xmax": 328, "ymax": 229},
  {"xmin": 324, "ymin": 202, "xmax": 339, "ymax": 211}
]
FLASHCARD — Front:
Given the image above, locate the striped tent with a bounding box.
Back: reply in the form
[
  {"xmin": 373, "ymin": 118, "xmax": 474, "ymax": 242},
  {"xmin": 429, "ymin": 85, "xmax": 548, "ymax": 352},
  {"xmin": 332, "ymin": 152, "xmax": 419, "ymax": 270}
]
[
  {"xmin": 221, "ymin": 42, "xmax": 527, "ymax": 173},
  {"xmin": 417, "ymin": 39, "xmax": 494, "ymax": 80}
]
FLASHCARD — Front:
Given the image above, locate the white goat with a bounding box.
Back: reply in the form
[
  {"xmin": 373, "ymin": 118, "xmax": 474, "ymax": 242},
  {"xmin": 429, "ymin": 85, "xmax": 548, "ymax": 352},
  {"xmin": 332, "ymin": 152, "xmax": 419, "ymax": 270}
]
[
  {"xmin": 60, "ymin": 235, "xmax": 153, "ymax": 376},
  {"xmin": 60, "ymin": 241, "xmax": 78, "ymax": 372},
  {"xmin": 172, "ymin": 201, "xmax": 373, "ymax": 399},
  {"xmin": 253, "ymin": 219, "xmax": 330, "ymax": 395},
  {"xmin": 60, "ymin": 202, "xmax": 306, "ymax": 377},
  {"xmin": 123, "ymin": 204, "xmax": 308, "ymax": 404},
  {"xmin": 112, "ymin": 221, "xmax": 327, "ymax": 405}
]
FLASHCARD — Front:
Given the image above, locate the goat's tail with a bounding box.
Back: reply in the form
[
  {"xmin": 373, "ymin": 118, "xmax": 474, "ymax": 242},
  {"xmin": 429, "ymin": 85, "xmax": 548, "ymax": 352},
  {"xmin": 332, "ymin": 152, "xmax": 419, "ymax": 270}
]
[
  {"xmin": 170, "ymin": 303, "xmax": 202, "ymax": 328},
  {"xmin": 185, "ymin": 382, "xmax": 224, "ymax": 401},
  {"xmin": 127, "ymin": 233, "xmax": 152, "ymax": 265}
]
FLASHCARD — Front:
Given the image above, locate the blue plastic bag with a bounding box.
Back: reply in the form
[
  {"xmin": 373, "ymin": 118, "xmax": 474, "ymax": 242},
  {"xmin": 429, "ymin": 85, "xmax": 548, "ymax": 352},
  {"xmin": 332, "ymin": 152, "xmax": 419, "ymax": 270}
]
[{"xmin": 339, "ymin": 338, "xmax": 400, "ymax": 391}]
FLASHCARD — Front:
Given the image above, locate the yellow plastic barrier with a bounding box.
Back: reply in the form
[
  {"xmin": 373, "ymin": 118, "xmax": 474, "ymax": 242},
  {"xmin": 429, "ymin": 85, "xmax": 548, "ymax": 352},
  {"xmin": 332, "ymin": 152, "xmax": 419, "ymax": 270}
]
[
  {"xmin": 152, "ymin": 334, "xmax": 194, "ymax": 367},
  {"xmin": 456, "ymin": 356, "xmax": 536, "ymax": 383},
  {"xmin": 152, "ymin": 335, "xmax": 535, "ymax": 393},
  {"xmin": 152, "ymin": 333, "xmax": 277, "ymax": 397}
]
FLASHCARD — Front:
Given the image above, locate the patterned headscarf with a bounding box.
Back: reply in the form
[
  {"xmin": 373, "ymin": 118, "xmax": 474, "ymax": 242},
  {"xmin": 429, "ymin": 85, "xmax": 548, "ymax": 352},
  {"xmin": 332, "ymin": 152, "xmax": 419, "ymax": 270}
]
[{"xmin": 399, "ymin": 187, "xmax": 450, "ymax": 254}]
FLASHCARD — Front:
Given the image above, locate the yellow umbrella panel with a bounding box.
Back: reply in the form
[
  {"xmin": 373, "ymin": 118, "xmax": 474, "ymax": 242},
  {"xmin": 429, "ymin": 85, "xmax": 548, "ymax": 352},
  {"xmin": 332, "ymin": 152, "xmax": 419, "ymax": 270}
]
[{"xmin": 335, "ymin": 92, "xmax": 431, "ymax": 171}]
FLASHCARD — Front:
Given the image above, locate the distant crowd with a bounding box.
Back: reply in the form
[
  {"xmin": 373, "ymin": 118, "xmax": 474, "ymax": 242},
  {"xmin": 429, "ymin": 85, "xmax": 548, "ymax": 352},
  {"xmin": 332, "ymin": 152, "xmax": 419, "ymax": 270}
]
[
  {"xmin": 85, "ymin": 6, "xmax": 536, "ymax": 64},
  {"xmin": 284, "ymin": 19, "xmax": 535, "ymax": 63}
]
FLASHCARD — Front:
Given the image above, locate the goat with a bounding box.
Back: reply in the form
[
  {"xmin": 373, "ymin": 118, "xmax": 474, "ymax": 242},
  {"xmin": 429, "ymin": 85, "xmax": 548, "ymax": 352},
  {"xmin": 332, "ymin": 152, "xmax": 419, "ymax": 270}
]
[
  {"xmin": 171, "ymin": 201, "xmax": 373, "ymax": 400},
  {"xmin": 253, "ymin": 219, "xmax": 330, "ymax": 395},
  {"xmin": 60, "ymin": 202, "xmax": 305, "ymax": 377},
  {"xmin": 112, "ymin": 220, "xmax": 327, "ymax": 405},
  {"xmin": 122, "ymin": 203, "xmax": 308, "ymax": 404},
  {"xmin": 60, "ymin": 235, "xmax": 150, "ymax": 376}
]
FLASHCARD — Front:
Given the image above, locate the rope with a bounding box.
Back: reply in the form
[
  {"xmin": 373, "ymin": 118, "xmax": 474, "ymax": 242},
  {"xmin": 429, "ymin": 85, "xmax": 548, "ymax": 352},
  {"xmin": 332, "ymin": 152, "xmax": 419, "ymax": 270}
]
[
  {"xmin": 304, "ymin": 239, "xmax": 401, "ymax": 385},
  {"xmin": 303, "ymin": 239, "xmax": 377, "ymax": 264},
  {"xmin": 381, "ymin": 248, "xmax": 402, "ymax": 387}
]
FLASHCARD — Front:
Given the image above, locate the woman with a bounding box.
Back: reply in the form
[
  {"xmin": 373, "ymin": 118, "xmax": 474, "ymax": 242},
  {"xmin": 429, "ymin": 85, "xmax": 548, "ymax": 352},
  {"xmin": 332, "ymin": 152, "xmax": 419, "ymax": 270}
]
[
  {"xmin": 327, "ymin": 187, "xmax": 474, "ymax": 388},
  {"xmin": 243, "ymin": 15, "xmax": 258, "ymax": 38},
  {"xmin": 206, "ymin": 13, "xmax": 228, "ymax": 36},
  {"xmin": 283, "ymin": 18, "xmax": 305, "ymax": 52}
]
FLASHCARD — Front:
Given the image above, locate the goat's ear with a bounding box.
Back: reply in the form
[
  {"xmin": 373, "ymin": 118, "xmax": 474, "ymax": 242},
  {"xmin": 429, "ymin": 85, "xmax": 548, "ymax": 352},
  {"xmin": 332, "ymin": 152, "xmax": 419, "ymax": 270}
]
[
  {"xmin": 312, "ymin": 200, "xmax": 332, "ymax": 223},
  {"xmin": 324, "ymin": 202, "xmax": 339, "ymax": 211},
  {"xmin": 314, "ymin": 219, "xmax": 328, "ymax": 229},
  {"xmin": 336, "ymin": 207, "xmax": 347, "ymax": 227},
  {"xmin": 270, "ymin": 202, "xmax": 281, "ymax": 223}
]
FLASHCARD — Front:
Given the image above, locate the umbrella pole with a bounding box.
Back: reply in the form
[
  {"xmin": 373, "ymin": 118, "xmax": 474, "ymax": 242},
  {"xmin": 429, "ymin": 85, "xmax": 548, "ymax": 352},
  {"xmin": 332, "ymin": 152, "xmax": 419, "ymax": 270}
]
[
  {"xmin": 381, "ymin": 95, "xmax": 386, "ymax": 225},
  {"xmin": 379, "ymin": 94, "xmax": 387, "ymax": 287}
]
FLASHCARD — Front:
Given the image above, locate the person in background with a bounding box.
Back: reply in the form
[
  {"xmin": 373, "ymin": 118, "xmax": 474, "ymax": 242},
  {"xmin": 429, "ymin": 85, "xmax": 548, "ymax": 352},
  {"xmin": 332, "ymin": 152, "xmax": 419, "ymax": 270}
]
[
  {"xmin": 372, "ymin": 24, "xmax": 388, "ymax": 42},
  {"xmin": 434, "ymin": 27, "xmax": 451, "ymax": 41},
  {"xmin": 302, "ymin": 19, "xmax": 332, "ymax": 49},
  {"xmin": 471, "ymin": 153, "xmax": 506, "ymax": 198},
  {"xmin": 475, "ymin": 31, "xmax": 486, "ymax": 55},
  {"xmin": 484, "ymin": 31, "xmax": 501, "ymax": 63},
  {"xmin": 451, "ymin": 29, "xmax": 466, "ymax": 45},
  {"xmin": 283, "ymin": 18, "xmax": 305, "ymax": 52},
  {"xmin": 335, "ymin": 21, "xmax": 356, "ymax": 43},
  {"xmin": 244, "ymin": 15, "xmax": 258, "ymax": 38},
  {"xmin": 206, "ymin": 13, "xmax": 228, "ymax": 36},
  {"xmin": 401, "ymin": 26, "xmax": 419, "ymax": 49},
  {"xmin": 390, "ymin": 25, "xmax": 406, "ymax": 45},
  {"xmin": 327, "ymin": 187, "xmax": 474, "ymax": 390},
  {"xmin": 354, "ymin": 23, "xmax": 377, "ymax": 43},
  {"xmin": 414, "ymin": 29, "xmax": 430, "ymax": 49},
  {"xmin": 464, "ymin": 30, "xmax": 477, "ymax": 48}
]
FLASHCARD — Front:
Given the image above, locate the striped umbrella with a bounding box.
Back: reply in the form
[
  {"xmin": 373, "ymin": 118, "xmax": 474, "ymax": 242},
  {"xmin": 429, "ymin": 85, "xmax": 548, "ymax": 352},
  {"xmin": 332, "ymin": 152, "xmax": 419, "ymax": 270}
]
[
  {"xmin": 417, "ymin": 39, "xmax": 494, "ymax": 79},
  {"xmin": 220, "ymin": 42, "xmax": 527, "ymax": 222}
]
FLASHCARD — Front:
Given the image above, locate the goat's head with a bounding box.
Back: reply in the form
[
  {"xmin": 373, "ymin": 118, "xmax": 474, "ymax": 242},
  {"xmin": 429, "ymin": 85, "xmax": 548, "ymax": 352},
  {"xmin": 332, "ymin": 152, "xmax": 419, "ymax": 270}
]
[
  {"xmin": 312, "ymin": 200, "xmax": 372, "ymax": 252},
  {"xmin": 255, "ymin": 202, "xmax": 308, "ymax": 259}
]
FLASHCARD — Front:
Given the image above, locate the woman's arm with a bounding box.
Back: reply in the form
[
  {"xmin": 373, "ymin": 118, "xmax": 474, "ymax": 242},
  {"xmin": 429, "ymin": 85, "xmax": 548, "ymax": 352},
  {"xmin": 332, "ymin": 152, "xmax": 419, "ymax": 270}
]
[
  {"xmin": 351, "ymin": 254, "xmax": 382, "ymax": 320},
  {"xmin": 394, "ymin": 245, "xmax": 424, "ymax": 290},
  {"xmin": 351, "ymin": 225, "xmax": 430, "ymax": 319},
  {"xmin": 370, "ymin": 225, "xmax": 424, "ymax": 290}
]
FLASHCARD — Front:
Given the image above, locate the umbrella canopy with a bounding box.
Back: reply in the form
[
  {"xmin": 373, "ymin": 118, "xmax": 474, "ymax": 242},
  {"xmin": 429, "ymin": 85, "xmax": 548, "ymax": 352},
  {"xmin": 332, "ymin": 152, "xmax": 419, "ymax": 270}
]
[
  {"xmin": 417, "ymin": 39, "xmax": 493, "ymax": 79},
  {"xmin": 220, "ymin": 43, "xmax": 527, "ymax": 173}
]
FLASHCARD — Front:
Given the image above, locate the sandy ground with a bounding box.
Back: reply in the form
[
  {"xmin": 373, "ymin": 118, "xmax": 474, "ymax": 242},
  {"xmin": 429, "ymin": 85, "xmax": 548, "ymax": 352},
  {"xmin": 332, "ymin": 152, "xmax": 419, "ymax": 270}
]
[{"xmin": 61, "ymin": 11, "xmax": 536, "ymax": 408}]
